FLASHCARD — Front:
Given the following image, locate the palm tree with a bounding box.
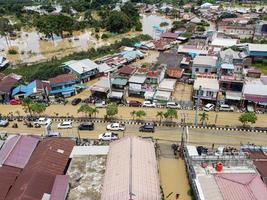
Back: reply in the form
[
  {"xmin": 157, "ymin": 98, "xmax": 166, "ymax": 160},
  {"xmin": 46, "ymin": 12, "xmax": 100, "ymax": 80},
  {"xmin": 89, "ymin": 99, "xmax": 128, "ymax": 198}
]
[
  {"xmin": 135, "ymin": 110, "xmax": 146, "ymax": 120},
  {"xmin": 164, "ymin": 109, "xmax": 178, "ymax": 121},
  {"xmin": 130, "ymin": 110, "xmax": 136, "ymax": 120},
  {"xmin": 22, "ymin": 97, "xmax": 33, "ymax": 116},
  {"xmin": 91, "ymin": 107, "xmax": 99, "ymax": 118},
  {"xmin": 156, "ymin": 111, "xmax": 164, "ymax": 124},
  {"xmin": 199, "ymin": 112, "xmax": 209, "ymax": 126}
]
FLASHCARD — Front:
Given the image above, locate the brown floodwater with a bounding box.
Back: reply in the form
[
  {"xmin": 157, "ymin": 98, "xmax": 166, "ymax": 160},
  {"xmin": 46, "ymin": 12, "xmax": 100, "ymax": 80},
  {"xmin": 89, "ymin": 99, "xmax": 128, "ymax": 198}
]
[{"xmin": 159, "ymin": 158, "xmax": 192, "ymax": 200}]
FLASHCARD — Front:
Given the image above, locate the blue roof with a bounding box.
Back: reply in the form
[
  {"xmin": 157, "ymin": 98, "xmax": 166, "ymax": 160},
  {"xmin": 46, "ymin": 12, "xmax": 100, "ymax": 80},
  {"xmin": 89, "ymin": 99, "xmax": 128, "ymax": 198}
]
[
  {"xmin": 12, "ymin": 81, "xmax": 37, "ymax": 97},
  {"xmin": 221, "ymin": 63, "xmax": 234, "ymax": 70},
  {"xmin": 121, "ymin": 50, "xmax": 144, "ymax": 60}
]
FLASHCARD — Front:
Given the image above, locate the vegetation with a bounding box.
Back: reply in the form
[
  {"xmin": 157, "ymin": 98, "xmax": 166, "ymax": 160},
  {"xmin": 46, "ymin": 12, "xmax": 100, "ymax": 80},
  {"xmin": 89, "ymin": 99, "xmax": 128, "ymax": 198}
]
[
  {"xmin": 199, "ymin": 112, "xmax": 209, "ymax": 126},
  {"xmin": 239, "ymin": 112, "xmax": 257, "ymax": 127},
  {"xmin": 160, "ymin": 22, "xmax": 169, "ymax": 27},
  {"xmin": 3, "ymin": 34, "xmax": 152, "ymax": 82},
  {"xmin": 254, "ymin": 60, "xmax": 267, "ymax": 75},
  {"xmin": 156, "ymin": 111, "xmax": 165, "ymax": 124},
  {"xmin": 8, "ymin": 48, "xmax": 18, "ymax": 55},
  {"xmin": 22, "ymin": 97, "xmax": 46, "ymax": 116},
  {"xmin": 164, "ymin": 108, "xmax": 178, "ymax": 121},
  {"xmin": 135, "ymin": 110, "xmax": 146, "ymax": 120},
  {"xmin": 106, "ymin": 103, "xmax": 118, "ymax": 118},
  {"xmin": 78, "ymin": 104, "xmax": 94, "ymax": 117}
]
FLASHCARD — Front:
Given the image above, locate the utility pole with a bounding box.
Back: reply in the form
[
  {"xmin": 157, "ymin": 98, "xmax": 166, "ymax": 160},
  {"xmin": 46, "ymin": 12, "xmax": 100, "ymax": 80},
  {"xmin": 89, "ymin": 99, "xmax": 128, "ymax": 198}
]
[
  {"xmin": 180, "ymin": 112, "xmax": 188, "ymax": 158},
  {"xmin": 194, "ymin": 85, "xmax": 202, "ymax": 127}
]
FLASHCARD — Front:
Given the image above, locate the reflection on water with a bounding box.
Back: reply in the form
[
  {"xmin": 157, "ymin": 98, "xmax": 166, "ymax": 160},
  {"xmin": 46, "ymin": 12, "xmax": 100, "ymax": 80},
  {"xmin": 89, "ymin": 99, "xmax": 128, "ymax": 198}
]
[
  {"xmin": 142, "ymin": 14, "xmax": 172, "ymax": 37},
  {"xmin": 159, "ymin": 158, "xmax": 192, "ymax": 200}
]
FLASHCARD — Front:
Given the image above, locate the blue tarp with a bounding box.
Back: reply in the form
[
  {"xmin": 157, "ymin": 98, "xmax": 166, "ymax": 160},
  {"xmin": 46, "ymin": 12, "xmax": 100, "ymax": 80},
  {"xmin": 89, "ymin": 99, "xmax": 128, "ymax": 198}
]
[
  {"xmin": 12, "ymin": 80, "xmax": 37, "ymax": 97},
  {"xmin": 221, "ymin": 63, "xmax": 234, "ymax": 70}
]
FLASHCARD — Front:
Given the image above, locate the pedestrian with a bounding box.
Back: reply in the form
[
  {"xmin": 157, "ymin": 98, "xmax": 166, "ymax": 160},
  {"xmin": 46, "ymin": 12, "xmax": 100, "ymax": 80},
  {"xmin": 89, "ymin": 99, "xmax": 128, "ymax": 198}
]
[{"xmin": 176, "ymin": 193, "xmax": 180, "ymax": 199}]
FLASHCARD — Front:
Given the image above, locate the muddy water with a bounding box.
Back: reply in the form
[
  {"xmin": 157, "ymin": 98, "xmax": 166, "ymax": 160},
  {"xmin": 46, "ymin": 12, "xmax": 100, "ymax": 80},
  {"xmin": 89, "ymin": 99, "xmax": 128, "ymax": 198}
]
[
  {"xmin": 159, "ymin": 158, "xmax": 192, "ymax": 200},
  {"xmin": 141, "ymin": 14, "xmax": 172, "ymax": 37}
]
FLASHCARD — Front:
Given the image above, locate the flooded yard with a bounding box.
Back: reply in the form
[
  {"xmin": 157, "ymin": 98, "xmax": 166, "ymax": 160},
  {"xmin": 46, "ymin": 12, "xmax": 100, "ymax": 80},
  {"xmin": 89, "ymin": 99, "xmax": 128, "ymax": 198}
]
[{"xmin": 158, "ymin": 142, "xmax": 192, "ymax": 200}]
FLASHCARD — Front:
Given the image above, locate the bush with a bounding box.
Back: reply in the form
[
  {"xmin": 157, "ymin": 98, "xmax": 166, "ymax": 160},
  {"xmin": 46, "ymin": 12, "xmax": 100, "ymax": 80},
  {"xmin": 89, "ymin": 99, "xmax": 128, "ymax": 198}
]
[
  {"xmin": 101, "ymin": 33, "xmax": 109, "ymax": 40},
  {"xmin": 8, "ymin": 48, "xmax": 18, "ymax": 55}
]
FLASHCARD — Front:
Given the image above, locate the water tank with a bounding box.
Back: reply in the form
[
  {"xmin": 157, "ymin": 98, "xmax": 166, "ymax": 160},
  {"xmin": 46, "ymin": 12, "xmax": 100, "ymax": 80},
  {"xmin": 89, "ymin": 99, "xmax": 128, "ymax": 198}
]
[{"xmin": 216, "ymin": 162, "xmax": 223, "ymax": 172}]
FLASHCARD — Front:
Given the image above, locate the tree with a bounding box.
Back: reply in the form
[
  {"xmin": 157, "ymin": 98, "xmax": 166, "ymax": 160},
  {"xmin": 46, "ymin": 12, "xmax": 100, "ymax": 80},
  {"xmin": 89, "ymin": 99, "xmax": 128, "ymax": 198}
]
[
  {"xmin": 0, "ymin": 17, "xmax": 14, "ymax": 46},
  {"xmin": 106, "ymin": 11, "xmax": 130, "ymax": 33},
  {"xmin": 239, "ymin": 112, "xmax": 257, "ymax": 127},
  {"xmin": 91, "ymin": 107, "xmax": 99, "ymax": 118},
  {"xmin": 135, "ymin": 110, "xmax": 146, "ymax": 120},
  {"xmin": 156, "ymin": 111, "xmax": 164, "ymax": 124},
  {"xmin": 199, "ymin": 112, "xmax": 209, "ymax": 126},
  {"xmin": 106, "ymin": 103, "xmax": 118, "ymax": 118},
  {"xmin": 160, "ymin": 22, "xmax": 169, "ymax": 27},
  {"xmin": 31, "ymin": 103, "xmax": 46, "ymax": 116},
  {"xmin": 78, "ymin": 104, "xmax": 94, "ymax": 117},
  {"xmin": 130, "ymin": 110, "xmax": 136, "ymax": 120},
  {"xmin": 164, "ymin": 109, "xmax": 178, "ymax": 121},
  {"xmin": 22, "ymin": 98, "xmax": 33, "ymax": 116}
]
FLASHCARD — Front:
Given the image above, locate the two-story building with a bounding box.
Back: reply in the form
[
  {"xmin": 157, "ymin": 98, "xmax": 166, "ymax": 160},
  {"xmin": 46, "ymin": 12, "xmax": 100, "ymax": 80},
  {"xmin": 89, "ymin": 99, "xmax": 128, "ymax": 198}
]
[
  {"xmin": 48, "ymin": 74, "xmax": 80, "ymax": 97},
  {"xmin": 246, "ymin": 43, "xmax": 267, "ymax": 60},
  {"xmin": 63, "ymin": 59, "xmax": 99, "ymax": 83},
  {"xmin": 128, "ymin": 74, "xmax": 147, "ymax": 97},
  {"xmin": 192, "ymin": 56, "xmax": 218, "ymax": 77},
  {"xmin": 193, "ymin": 77, "xmax": 219, "ymax": 102}
]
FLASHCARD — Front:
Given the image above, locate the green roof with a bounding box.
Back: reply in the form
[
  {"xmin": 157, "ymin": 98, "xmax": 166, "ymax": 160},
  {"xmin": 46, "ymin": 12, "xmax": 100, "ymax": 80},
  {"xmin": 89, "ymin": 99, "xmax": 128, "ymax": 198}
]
[{"xmin": 112, "ymin": 78, "xmax": 128, "ymax": 86}]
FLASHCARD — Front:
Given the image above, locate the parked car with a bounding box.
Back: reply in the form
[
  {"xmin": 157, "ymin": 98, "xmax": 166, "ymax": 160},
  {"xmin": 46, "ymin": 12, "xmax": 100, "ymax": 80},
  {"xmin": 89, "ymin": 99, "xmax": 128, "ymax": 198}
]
[
  {"xmin": 166, "ymin": 102, "xmax": 181, "ymax": 109},
  {"xmin": 98, "ymin": 132, "xmax": 118, "ymax": 141},
  {"xmin": 106, "ymin": 123, "xmax": 125, "ymax": 131},
  {"xmin": 10, "ymin": 99, "xmax": 21, "ymax": 105},
  {"xmin": 142, "ymin": 101, "xmax": 156, "ymax": 108},
  {"xmin": 57, "ymin": 121, "xmax": 72, "ymax": 129},
  {"xmin": 71, "ymin": 98, "xmax": 81, "ymax": 106},
  {"xmin": 219, "ymin": 104, "xmax": 234, "ymax": 112},
  {"xmin": 47, "ymin": 132, "xmax": 62, "ymax": 137},
  {"xmin": 95, "ymin": 101, "xmax": 107, "ymax": 108},
  {"xmin": 203, "ymin": 103, "xmax": 215, "ymax": 112},
  {"xmin": 0, "ymin": 119, "xmax": 9, "ymax": 127},
  {"xmin": 128, "ymin": 100, "xmax": 142, "ymax": 107},
  {"xmin": 247, "ymin": 105, "xmax": 255, "ymax": 112},
  {"xmin": 34, "ymin": 117, "xmax": 52, "ymax": 125},
  {"xmin": 139, "ymin": 124, "xmax": 155, "ymax": 132},
  {"xmin": 78, "ymin": 122, "xmax": 94, "ymax": 130}
]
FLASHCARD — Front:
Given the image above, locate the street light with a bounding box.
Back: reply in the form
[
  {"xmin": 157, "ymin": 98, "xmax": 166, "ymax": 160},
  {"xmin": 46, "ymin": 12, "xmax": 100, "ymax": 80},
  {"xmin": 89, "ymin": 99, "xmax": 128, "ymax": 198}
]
[{"xmin": 194, "ymin": 85, "xmax": 202, "ymax": 127}]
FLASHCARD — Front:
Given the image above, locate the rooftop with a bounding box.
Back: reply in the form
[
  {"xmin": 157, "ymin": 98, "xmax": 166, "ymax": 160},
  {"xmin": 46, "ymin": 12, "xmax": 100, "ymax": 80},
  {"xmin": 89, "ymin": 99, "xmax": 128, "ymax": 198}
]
[
  {"xmin": 193, "ymin": 78, "xmax": 219, "ymax": 91},
  {"xmin": 49, "ymin": 74, "xmax": 77, "ymax": 85},
  {"xmin": 248, "ymin": 43, "xmax": 267, "ymax": 52},
  {"xmin": 193, "ymin": 56, "xmax": 217, "ymax": 67},
  {"xmin": 64, "ymin": 59, "xmax": 99, "ymax": 74},
  {"xmin": 158, "ymin": 78, "xmax": 177, "ymax": 92},
  {"xmin": 101, "ymin": 136, "xmax": 161, "ymax": 200},
  {"xmin": 118, "ymin": 65, "xmax": 136, "ymax": 75},
  {"xmin": 128, "ymin": 74, "xmax": 147, "ymax": 84}
]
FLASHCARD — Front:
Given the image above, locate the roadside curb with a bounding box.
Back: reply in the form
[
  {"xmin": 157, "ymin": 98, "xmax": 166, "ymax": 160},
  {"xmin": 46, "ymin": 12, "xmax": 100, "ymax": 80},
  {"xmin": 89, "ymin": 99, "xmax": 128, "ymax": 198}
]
[{"xmin": 50, "ymin": 118, "xmax": 267, "ymax": 133}]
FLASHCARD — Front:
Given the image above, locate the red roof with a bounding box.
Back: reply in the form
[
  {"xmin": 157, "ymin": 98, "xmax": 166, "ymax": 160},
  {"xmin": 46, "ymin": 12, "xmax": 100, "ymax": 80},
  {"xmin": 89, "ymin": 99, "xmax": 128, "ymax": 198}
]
[
  {"xmin": 6, "ymin": 138, "xmax": 75, "ymax": 200},
  {"xmin": 118, "ymin": 65, "xmax": 136, "ymax": 75},
  {"xmin": 36, "ymin": 80, "xmax": 50, "ymax": 91},
  {"xmin": 0, "ymin": 76, "xmax": 19, "ymax": 93},
  {"xmin": 147, "ymin": 70, "xmax": 158, "ymax": 77},
  {"xmin": 0, "ymin": 166, "xmax": 21, "ymax": 200},
  {"xmin": 160, "ymin": 32, "xmax": 177, "ymax": 39},
  {"xmin": 48, "ymin": 74, "xmax": 77, "ymax": 85},
  {"xmin": 50, "ymin": 175, "xmax": 69, "ymax": 200},
  {"xmin": 166, "ymin": 68, "xmax": 184, "ymax": 78},
  {"xmin": 0, "ymin": 135, "xmax": 40, "ymax": 169},
  {"xmin": 214, "ymin": 173, "xmax": 267, "ymax": 200}
]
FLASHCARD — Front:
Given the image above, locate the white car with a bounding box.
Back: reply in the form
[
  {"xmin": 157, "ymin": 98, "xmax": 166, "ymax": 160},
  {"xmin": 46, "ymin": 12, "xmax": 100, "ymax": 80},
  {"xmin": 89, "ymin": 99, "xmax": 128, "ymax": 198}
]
[
  {"xmin": 166, "ymin": 102, "xmax": 181, "ymax": 109},
  {"xmin": 142, "ymin": 101, "xmax": 156, "ymax": 108},
  {"xmin": 34, "ymin": 117, "xmax": 52, "ymax": 125},
  {"xmin": 219, "ymin": 104, "xmax": 234, "ymax": 112},
  {"xmin": 0, "ymin": 119, "xmax": 9, "ymax": 127},
  {"xmin": 57, "ymin": 121, "xmax": 72, "ymax": 129},
  {"xmin": 98, "ymin": 132, "xmax": 118, "ymax": 141},
  {"xmin": 0, "ymin": 56, "xmax": 9, "ymax": 68},
  {"xmin": 106, "ymin": 123, "xmax": 125, "ymax": 131},
  {"xmin": 203, "ymin": 103, "xmax": 215, "ymax": 112}
]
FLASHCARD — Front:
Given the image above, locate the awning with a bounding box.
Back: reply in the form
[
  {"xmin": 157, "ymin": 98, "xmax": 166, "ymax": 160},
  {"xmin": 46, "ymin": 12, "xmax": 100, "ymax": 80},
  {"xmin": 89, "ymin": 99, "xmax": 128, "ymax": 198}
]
[
  {"xmin": 226, "ymin": 91, "xmax": 242, "ymax": 101},
  {"xmin": 75, "ymin": 84, "xmax": 87, "ymax": 89},
  {"xmin": 108, "ymin": 91, "xmax": 123, "ymax": 99},
  {"xmin": 244, "ymin": 94, "xmax": 267, "ymax": 103},
  {"xmin": 154, "ymin": 90, "xmax": 171, "ymax": 101},
  {"xmin": 144, "ymin": 90, "xmax": 156, "ymax": 100}
]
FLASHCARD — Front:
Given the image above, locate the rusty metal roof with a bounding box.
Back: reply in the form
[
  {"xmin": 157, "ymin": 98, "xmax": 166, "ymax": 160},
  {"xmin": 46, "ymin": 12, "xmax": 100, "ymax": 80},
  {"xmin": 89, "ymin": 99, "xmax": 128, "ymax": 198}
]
[
  {"xmin": 6, "ymin": 138, "xmax": 75, "ymax": 200},
  {"xmin": 0, "ymin": 166, "xmax": 21, "ymax": 200}
]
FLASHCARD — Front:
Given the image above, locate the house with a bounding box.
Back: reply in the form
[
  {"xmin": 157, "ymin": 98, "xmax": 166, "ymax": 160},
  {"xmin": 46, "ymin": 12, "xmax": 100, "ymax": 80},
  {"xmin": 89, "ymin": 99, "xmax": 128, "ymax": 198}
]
[
  {"xmin": 156, "ymin": 52, "xmax": 183, "ymax": 68},
  {"xmin": 154, "ymin": 78, "xmax": 177, "ymax": 101},
  {"xmin": 243, "ymin": 83, "xmax": 267, "ymax": 106},
  {"xmin": 111, "ymin": 78, "xmax": 128, "ymax": 91},
  {"xmin": 0, "ymin": 73, "xmax": 21, "ymax": 103},
  {"xmin": 193, "ymin": 77, "xmax": 219, "ymax": 101},
  {"xmin": 0, "ymin": 56, "xmax": 9, "ymax": 69},
  {"xmin": 89, "ymin": 77, "xmax": 110, "ymax": 98},
  {"xmin": 185, "ymin": 145, "xmax": 267, "ymax": 200},
  {"xmin": 49, "ymin": 74, "xmax": 80, "ymax": 97},
  {"xmin": 166, "ymin": 67, "xmax": 184, "ymax": 79},
  {"xmin": 153, "ymin": 39, "xmax": 171, "ymax": 51},
  {"xmin": 117, "ymin": 65, "xmax": 136, "ymax": 77},
  {"xmin": 138, "ymin": 65, "xmax": 166, "ymax": 85},
  {"xmin": 128, "ymin": 74, "xmax": 147, "ymax": 96},
  {"xmin": 12, "ymin": 80, "xmax": 49, "ymax": 100},
  {"xmin": 219, "ymin": 48, "xmax": 246, "ymax": 66},
  {"xmin": 211, "ymin": 38, "xmax": 239, "ymax": 48},
  {"xmin": 101, "ymin": 136, "xmax": 161, "ymax": 200},
  {"xmin": 192, "ymin": 56, "xmax": 218, "ymax": 77},
  {"xmin": 246, "ymin": 43, "xmax": 267, "ymax": 60},
  {"xmin": 63, "ymin": 59, "xmax": 99, "ymax": 82},
  {"xmin": 160, "ymin": 32, "xmax": 178, "ymax": 42}
]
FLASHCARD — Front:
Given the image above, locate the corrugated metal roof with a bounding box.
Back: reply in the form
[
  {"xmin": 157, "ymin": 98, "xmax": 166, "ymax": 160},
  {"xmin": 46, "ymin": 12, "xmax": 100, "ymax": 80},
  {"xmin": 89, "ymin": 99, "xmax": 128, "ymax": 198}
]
[
  {"xmin": 193, "ymin": 78, "xmax": 219, "ymax": 91},
  {"xmin": 50, "ymin": 175, "xmax": 69, "ymax": 200},
  {"xmin": 214, "ymin": 173, "xmax": 267, "ymax": 200},
  {"xmin": 6, "ymin": 138, "xmax": 75, "ymax": 200},
  {"xmin": 64, "ymin": 59, "xmax": 99, "ymax": 74},
  {"xmin": 0, "ymin": 166, "xmax": 21, "ymax": 200},
  {"xmin": 49, "ymin": 74, "xmax": 77, "ymax": 85},
  {"xmin": 101, "ymin": 136, "xmax": 161, "ymax": 200}
]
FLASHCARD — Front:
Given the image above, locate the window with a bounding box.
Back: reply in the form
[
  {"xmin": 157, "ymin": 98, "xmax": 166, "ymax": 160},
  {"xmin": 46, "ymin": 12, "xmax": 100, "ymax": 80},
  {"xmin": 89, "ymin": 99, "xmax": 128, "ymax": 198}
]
[
  {"xmin": 195, "ymin": 68, "xmax": 199, "ymax": 72},
  {"xmin": 204, "ymin": 69, "xmax": 209, "ymax": 73}
]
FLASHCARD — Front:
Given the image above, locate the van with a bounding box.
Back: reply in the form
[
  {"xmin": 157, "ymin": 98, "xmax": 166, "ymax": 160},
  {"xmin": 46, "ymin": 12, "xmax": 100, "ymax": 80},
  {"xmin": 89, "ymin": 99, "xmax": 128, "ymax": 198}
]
[
  {"xmin": 166, "ymin": 102, "xmax": 181, "ymax": 109},
  {"xmin": 139, "ymin": 124, "xmax": 155, "ymax": 132}
]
